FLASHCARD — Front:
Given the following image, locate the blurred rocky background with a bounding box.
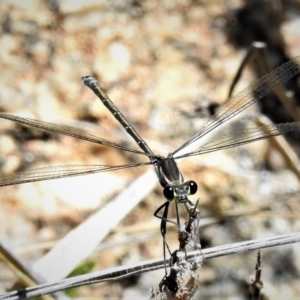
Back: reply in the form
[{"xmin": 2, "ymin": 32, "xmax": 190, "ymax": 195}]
[{"xmin": 1, "ymin": 0, "xmax": 300, "ymax": 299}]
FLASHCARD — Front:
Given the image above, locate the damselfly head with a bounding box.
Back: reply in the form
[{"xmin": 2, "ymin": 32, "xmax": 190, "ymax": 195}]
[{"xmin": 163, "ymin": 180, "xmax": 198, "ymax": 202}]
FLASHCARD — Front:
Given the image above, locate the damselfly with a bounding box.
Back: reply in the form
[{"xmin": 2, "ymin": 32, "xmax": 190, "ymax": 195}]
[{"xmin": 1, "ymin": 57, "xmax": 300, "ymax": 267}]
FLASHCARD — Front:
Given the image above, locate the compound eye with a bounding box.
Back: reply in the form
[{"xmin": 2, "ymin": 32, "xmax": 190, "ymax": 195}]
[
  {"xmin": 163, "ymin": 186, "xmax": 174, "ymax": 200},
  {"xmin": 189, "ymin": 181, "xmax": 198, "ymax": 195}
]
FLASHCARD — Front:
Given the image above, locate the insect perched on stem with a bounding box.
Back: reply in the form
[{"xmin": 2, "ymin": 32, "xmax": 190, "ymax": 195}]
[{"xmin": 1, "ymin": 57, "xmax": 300, "ymax": 275}]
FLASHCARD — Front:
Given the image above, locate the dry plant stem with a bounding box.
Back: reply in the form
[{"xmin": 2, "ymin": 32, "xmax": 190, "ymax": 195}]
[
  {"xmin": 250, "ymin": 250, "xmax": 263, "ymax": 300},
  {"xmin": 227, "ymin": 42, "xmax": 265, "ymax": 99},
  {"xmin": 0, "ymin": 240, "xmax": 59, "ymax": 300},
  {"xmin": 151, "ymin": 250, "xmax": 202, "ymax": 300},
  {"xmin": 256, "ymin": 115, "xmax": 300, "ymax": 181},
  {"xmin": 228, "ymin": 42, "xmax": 300, "ymax": 121},
  {"xmin": 155, "ymin": 201, "xmax": 202, "ymax": 300},
  {"xmin": 0, "ymin": 239, "xmax": 44, "ymax": 287},
  {"xmin": 1, "ymin": 232, "xmax": 299, "ymax": 300}
]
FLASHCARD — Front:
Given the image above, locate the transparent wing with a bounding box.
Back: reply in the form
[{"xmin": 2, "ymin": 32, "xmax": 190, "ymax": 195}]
[
  {"xmin": 173, "ymin": 56, "xmax": 300, "ymax": 155},
  {"xmin": 175, "ymin": 122, "xmax": 300, "ymax": 158},
  {"xmin": 0, "ymin": 112, "xmax": 151, "ymax": 156},
  {"xmin": 0, "ymin": 162, "xmax": 151, "ymax": 187}
]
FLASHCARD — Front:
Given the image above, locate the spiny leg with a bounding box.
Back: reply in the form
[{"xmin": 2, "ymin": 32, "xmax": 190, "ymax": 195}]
[{"xmin": 154, "ymin": 201, "xmax": 177, "ymax": 275}]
